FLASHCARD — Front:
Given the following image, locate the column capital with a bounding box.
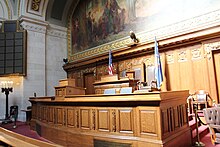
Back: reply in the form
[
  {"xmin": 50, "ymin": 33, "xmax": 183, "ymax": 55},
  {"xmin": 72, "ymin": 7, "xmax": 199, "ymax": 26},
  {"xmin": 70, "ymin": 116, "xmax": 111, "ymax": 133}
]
[{"xmin": 19, "ymin": 15, "xmax": 48, "ymax": 33}]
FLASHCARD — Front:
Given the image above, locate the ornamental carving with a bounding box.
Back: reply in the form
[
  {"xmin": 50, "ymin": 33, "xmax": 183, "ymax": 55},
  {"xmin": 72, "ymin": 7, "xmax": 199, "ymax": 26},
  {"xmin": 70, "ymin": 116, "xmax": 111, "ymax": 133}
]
[
  {"xmin": 80, "ymin": 67, "xmax": 96, "ymax": 77},
  {"xmin": 191, "ymin": 48, "xmax": 202, "ymax": 60},
  {"xmin": 144, "ymin": 57, "xmax": 153, "ymax": 66},
  {"xmin": 112, "ymin": 109, "xmax": 116, "ymax": 132},
  {"xmin": 27, "ymin": 0, "xmax": 45, "ymax": 16},
  {"xmin": 31, "ymin": 0, "xmax": 41, "ymax": 11},
  {"xmin": 92, "ymin": 109, "xmax": 96, "ymax": 130},
  {"xmin": 166, "ymin": 53, "xmax": 174, "ymax": 64},
  {"xmin": 178, "ymin": 50, "xmax": 187, "ymax": 62},
  {"xmin": 204, "ymin": 42, "xmax": 220, "ymax": 60},
  {"xmin": 125, "ymin": 60, "xmax": 132, "ymax": 71}
]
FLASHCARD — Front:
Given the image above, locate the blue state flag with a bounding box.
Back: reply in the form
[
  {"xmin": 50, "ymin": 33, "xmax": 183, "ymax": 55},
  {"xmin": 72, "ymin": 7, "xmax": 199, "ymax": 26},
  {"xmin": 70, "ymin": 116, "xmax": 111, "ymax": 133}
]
[{"xmin": 154, "ymin": 37, "xmax": 163, "ymax": 89}]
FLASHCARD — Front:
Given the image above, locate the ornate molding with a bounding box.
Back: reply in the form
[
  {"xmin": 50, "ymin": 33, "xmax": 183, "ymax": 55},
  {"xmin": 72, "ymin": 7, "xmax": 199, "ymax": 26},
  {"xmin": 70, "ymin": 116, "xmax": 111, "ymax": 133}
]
[
  {"xmin": 204, "ymin": 41, "xmax": 220, "ymax": 60},
  {"xmin": 178, "ymin": 50, "xmax": 187, "ymax": 62},
  {"xmin": 31, "ymin": 0, "xmax": 41, "ymax": 11},
  {"xmin": 27, "ymin": 0, "xmax": 45, "ymax": 16},
  {"xmin": 166, "ymin": 53, "xmax": 174, "ymax": 64},
  {"xmin": 19, "ymin": 16, "xmax": 48, "ymax": 33},
  {"xmin": 191, "ymin": 48, "xmax": 202, "ymax": 61},
  {"xmin": 68, "ymin": 9, "xmax": 220, "ymax": 62},
  {"xmin": 5, "ymin": 0, "xmax": 11, "ymax": 19},
  {"xmin": 143, "ymin": 57, "xmax": 153, "ymax": 66},
  {"xmin": 47, "ymin": 24, "xmax": 67, "ymax": 38},
  {"xmin": 112, "ymin": 109, "xmax": 116, "ymax": 132},
  {"xmin": 92, "ymin": 109, "xmax": 96, "ymax": 130}
]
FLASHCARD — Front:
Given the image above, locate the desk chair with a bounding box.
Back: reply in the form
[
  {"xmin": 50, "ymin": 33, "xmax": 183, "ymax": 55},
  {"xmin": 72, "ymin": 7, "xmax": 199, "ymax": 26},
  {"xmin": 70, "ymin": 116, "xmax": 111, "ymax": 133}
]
[{"xmin": 138, "ymin": 65, "xmax": 157, "ymax": 91}]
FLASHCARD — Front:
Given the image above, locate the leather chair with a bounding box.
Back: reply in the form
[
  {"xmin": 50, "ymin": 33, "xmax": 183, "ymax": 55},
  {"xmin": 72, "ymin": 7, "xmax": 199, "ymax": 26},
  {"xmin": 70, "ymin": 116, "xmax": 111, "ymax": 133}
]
[
  {"xmin": 203, "ymin": 107, "xmax": 220, "ymax": 145},
  {"xmin": 190, "ymin": 90, "xmax": 211, "ymax": 113},
  {"xmin": 137, "ymin": 65, "xmax": 157, "ymax": 92}
]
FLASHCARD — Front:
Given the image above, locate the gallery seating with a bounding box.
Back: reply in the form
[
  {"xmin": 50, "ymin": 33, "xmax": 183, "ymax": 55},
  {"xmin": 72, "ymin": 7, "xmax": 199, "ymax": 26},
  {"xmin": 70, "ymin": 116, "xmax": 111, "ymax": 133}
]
[
  {"xmin": 189, "ymin": 90, "xmax": 213, "ymax": 114},
  {"xmin": 203, "ymin": 107, "xmax": 220, "ymax": 145}
]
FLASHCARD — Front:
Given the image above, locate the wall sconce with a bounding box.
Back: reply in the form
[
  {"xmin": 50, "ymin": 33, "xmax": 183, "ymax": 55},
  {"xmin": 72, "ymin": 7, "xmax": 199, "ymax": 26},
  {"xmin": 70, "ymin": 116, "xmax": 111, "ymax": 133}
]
[{"xmin": 1, "ymin": 81, "xmax": 13, "ymax": 123}]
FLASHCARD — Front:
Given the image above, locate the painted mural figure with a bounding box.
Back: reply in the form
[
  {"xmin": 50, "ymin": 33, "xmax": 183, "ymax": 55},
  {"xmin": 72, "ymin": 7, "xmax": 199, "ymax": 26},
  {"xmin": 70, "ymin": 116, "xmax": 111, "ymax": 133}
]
[
  {"xmin": 109, "ymin": 0, "xmax": 121, "ymax": 34},
  {"xmin": 119, "ymin": 8, "xmax": 126, "ymax": 31},
  {"xmin": 87, "ymin": 12, "xmax": 93, "ymax": 43},
  {"xmin": 72, "ymin": 18, "xmax": 81, "ymax": 50},
  {"xmin": 71, "ymin": 0, "xmax": 145, "ymax": 53},
  {"xmin": 127, "ymin": 0, "xmax": 136, "ymax": 22},
  {"xmin": 103, "ymin": 2, "xmax": 111, "ymax": 36}
]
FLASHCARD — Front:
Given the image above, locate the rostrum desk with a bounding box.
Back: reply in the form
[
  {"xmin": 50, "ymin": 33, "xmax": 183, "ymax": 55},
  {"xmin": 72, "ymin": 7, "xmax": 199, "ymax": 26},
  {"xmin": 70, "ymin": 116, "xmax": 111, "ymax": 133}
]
[{"xmin": 29, "ymin": 90, "xmax": 192, "ymax": 147}]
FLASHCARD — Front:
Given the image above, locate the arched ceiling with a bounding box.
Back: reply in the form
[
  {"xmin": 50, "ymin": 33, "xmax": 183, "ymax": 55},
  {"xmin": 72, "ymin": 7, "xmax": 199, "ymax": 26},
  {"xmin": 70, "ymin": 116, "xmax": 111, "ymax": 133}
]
[{"xmin": 46, "ymin": 0, "xmax": 80, "ymax": 27}]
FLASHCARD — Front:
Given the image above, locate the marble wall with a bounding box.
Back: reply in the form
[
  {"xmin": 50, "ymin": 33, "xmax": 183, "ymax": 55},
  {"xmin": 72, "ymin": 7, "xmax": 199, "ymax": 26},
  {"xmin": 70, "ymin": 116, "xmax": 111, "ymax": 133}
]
[{"xmin": 0, "ymin": 17, "xmax": 67, "ymax": 121}]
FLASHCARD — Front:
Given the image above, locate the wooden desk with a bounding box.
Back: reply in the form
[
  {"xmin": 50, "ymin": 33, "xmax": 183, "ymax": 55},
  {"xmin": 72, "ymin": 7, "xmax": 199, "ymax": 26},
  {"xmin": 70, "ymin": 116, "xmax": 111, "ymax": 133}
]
[
  {"xmin": 93, "ymin": 78, "xmax": 138, "ymax": 94},
  {"xmin": 29, "ymin": 90, "xmax": 191, "ymax": 147}
]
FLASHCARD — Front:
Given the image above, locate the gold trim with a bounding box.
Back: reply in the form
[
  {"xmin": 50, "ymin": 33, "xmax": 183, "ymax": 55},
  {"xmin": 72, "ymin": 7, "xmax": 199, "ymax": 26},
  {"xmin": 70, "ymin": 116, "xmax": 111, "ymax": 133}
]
[
  {"xmin": 5, "ymin": 0, "xmax": 11, "ymax": 19},
  {"xmin": 17, "ymin": 0, "xmax": 21, "ymax": 17},
  {"xmin": 31, "ymin": 0, "xmax": 41, "ymax": 11},
  {"xmin": 2, "ymin": 22, "xmax": 4, "ymax": 32}
]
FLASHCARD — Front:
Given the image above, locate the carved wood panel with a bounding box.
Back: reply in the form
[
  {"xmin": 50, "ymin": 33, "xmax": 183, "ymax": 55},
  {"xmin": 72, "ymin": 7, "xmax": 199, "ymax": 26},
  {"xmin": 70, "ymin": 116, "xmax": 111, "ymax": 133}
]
[
  {"xmin": 118, "ymin": 109, "xmax": 133, "ymax": 134},
  {"xmin": 98, "ymin": 109, "xmax": 110, "ymax": 132},
  {"xmin": 32, "ymin": 104, "xmax": 37, "ymax": 119},
  {"xmin": 173, "ymin": 106, "xmax": 180, "ymax": 129},
  {"xmin": 47, "ymin": 107, "xmax": 54, "ymax": 124},
  {"xmin": 55, "ymin": 107, "xmax": 64, "ymax": 126},
  {"xmin": 66, "ymin": 108, "xmax": 75, "ymax": 127},
  {"xmin": 42, "ymin": 106, "xmax": 47, "ymax": 122},
  {"xmin": 139, "ymin": 110, "xmax": 157, "ymax": 135},
  {"xmin": 80, "ymin": 109, "xmax": 90, "ymax": 129},
  {"xmin": 38, "ymin": 106, "xmax": 42, "ymax": 120}
]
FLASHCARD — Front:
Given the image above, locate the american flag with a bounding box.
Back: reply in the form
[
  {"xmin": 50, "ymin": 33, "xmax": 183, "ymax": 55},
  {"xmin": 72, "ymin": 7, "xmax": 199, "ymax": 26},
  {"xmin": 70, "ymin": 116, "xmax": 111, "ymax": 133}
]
[{"xmin": 108, "ymin": 50, "xmax": 113, "ymax": 75}]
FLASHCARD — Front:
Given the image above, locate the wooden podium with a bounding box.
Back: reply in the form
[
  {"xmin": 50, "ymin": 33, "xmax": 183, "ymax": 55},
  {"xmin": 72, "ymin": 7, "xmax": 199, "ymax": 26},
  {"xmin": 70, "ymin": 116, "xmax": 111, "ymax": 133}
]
[
  {"xmin": 54, "ymin": 79, "xmax": 85, "ymax": 99},
  {"xmin": 93, "ymin": 74, "xmax": 138, "ymax": 94}
]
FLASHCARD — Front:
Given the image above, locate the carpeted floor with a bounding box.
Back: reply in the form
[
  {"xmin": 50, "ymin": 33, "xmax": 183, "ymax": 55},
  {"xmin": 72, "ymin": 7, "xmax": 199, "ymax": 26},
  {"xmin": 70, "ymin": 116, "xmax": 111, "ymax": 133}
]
[
  {"xmin": 0, "ymin": 121, "xmax": 51, "ymax": 143},
  {"xmin": 200, "ymin": 134, "xmax": 220, "ymax": 147},
  {"xmin": 1, "ymin": 121, "xmax": 220, "ymax": 147}
]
